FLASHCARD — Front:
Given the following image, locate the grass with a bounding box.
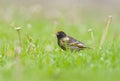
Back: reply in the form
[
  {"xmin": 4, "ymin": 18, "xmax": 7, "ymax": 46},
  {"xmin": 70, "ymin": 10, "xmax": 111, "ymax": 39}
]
[{"xmin": 0, "ymin": 10, "xmax": 120, "ymax": 81}]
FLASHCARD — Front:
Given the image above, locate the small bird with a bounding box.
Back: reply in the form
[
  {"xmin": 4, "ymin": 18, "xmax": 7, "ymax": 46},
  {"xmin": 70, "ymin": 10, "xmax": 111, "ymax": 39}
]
[{"xmin": 56, "ymin": 31, "xmax": 87, "ymax": 51}]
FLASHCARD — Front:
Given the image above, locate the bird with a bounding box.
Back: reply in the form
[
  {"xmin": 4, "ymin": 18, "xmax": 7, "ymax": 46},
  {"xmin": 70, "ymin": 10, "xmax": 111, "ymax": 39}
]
[{"xmin": 56, "ymin": 30, "xmax": 87, "ymax": 51}]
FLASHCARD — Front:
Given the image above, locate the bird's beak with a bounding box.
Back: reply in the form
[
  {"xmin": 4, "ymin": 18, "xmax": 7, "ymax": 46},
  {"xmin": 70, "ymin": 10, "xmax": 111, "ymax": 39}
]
[{"xmin": 56, "ymin": 32, "xmax": 59, "ymax": 35}]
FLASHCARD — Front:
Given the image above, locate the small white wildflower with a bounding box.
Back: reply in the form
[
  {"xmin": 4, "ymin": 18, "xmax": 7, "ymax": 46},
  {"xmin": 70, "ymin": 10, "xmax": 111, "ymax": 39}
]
[
  {"xmin": 88, "ymin": 28, "xmax": 92, "ymax": 32},
  {"xmin": 15, "ymin": 27, "xmax": 21, "ymax": 31}
]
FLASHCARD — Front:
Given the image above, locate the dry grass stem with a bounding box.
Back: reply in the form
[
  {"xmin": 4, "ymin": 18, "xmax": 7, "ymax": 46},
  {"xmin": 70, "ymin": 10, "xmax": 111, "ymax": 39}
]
[{"xmin": 99, "ymin": 15, "xmax": 112, "ymax": 49}]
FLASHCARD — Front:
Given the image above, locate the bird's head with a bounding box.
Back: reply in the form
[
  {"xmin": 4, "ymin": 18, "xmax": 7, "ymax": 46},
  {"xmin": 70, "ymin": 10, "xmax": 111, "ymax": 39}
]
[{"xmin": 56, "ymin": 30, "xmax": 67, "ymax": 39}]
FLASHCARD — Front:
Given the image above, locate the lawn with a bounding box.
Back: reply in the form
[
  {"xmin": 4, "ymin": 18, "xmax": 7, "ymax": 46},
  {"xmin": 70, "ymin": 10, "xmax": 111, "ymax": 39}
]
[{"xmin": 0, "ymin": 8, "xmax": 120, "ymax": 81}]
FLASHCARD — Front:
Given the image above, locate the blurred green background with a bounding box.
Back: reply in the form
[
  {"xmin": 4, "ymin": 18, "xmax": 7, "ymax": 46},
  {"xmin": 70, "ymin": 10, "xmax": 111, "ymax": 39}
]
[{"xmin": 0, "ymin": 0, "xmax": 120, "ymax": 81}]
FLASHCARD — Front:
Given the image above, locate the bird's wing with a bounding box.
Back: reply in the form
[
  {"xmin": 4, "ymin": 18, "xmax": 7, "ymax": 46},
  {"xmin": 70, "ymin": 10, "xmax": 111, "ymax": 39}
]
[
  {"xmin": 68, "ymin": 36, "xmax": 86, "ymax": 48},
  {"xmin": 59, "ymin": 37, "xmax": 69, "ymax": 46}
]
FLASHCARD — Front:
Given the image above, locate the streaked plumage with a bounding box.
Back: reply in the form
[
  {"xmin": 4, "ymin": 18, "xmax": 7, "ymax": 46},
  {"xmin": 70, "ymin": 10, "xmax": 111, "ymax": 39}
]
[{"xmin": 56, "ymin": 31, "xmax": 87, "ymax": 51}]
